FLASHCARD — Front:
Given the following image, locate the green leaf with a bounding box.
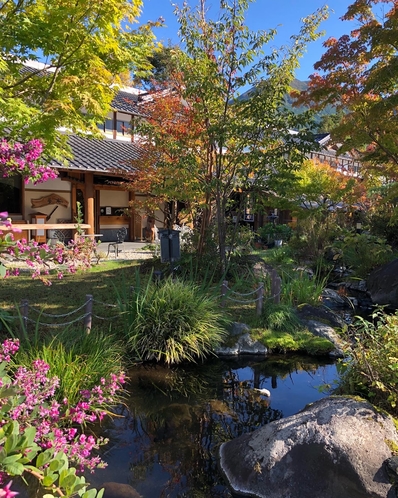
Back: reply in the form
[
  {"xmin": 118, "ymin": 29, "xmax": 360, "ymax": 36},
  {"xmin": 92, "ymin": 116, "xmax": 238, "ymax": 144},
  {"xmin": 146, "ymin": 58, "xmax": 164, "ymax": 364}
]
[
  {"xmin": 4, "ymin": 434, "xmax": 18, "ymax": 453},
  {"xmin": 81, "ymin": 489, "xmax": 99, "ymax": 498},
  {"xmin": 2, "ymin": 454, "xmax": 23, "ymax": 464},
  {"xmin": 49, "ymin": 459, "xmax": 62, "ymax": 472},
  {"xmin": 5, "ymin": 461, "xmax": 25, "ymax": 475},
  {"xmin": 42, "ymin": 473, "xmax": 58, "ymax": 487},
  {"xmin": 62, "ymin": 473, "xmax": 78, "ymax": 490},
  {"xmin": 36, "ymin": 449, "xmax": 54, "ymax": 468},
  {"xmin": 20, "ymin": 426, "xmax": 36, "ymax": 448}
]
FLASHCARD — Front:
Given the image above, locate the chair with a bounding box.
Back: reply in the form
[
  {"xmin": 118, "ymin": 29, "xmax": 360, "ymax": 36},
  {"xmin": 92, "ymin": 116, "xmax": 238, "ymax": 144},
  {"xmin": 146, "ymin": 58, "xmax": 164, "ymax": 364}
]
[{"xmin": 107, "ymin": 227, "xmax": 127, "ymax": 258}]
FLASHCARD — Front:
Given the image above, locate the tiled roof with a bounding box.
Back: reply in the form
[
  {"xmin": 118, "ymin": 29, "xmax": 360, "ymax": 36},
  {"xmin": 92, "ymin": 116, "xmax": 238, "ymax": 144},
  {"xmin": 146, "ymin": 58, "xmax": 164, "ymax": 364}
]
[
  {"xmin": 51, "ymin": 135, "xmax": 141, "ymax": 174},
  {"xmin": 111, "ymin": 90, "xmax": 140, "ymax": 113}
]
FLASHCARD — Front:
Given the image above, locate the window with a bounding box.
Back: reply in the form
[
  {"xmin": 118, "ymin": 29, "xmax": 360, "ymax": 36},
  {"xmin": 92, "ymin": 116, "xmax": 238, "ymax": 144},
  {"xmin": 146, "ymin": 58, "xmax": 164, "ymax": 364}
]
[
  {"xmin": 116, "ymin": 120, "xmax": 131, "ymax": 136},
  {"xmin": 97, "ymin": 119, "xmax": 114, "ymax": 132},
  {"xmin": 0, "ymin": 176, "xmax": 22, "ymax": 214}
]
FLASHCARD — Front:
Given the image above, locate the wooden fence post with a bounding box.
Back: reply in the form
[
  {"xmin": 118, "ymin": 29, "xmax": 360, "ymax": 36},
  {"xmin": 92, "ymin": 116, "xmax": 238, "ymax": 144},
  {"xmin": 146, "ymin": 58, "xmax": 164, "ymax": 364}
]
[
  {"xmin": 20, "ymin": 299, "xmax": 29, "ymax": 333},
  {"xmin": 256, "ymin": 283, "xmax": 264, "ymax": 316},
  {"xmin": 221, "ymin": 280, "xmax": 228, "ymax": 308},
  {"xmin": 84, "ymin": 294, "xmax": 93, "ymax": 334},
  {"xmin": 271, "ymin": 270, "xmax": 281, "ymax": 304}
]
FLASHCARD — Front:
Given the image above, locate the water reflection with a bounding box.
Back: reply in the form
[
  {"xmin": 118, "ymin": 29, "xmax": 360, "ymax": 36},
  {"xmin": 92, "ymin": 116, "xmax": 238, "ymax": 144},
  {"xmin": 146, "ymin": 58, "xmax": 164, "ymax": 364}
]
[{"xmin": 89, "ymin": 355, "xmax": 337, "ymax": 498}]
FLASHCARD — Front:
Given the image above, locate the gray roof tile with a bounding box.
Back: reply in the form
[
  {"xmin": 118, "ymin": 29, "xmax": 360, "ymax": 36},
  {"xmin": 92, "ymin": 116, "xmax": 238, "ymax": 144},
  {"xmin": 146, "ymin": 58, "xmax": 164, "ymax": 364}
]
[{"xmin": 51, "ymin": 135, "xmax": 141, "ymax": 174}]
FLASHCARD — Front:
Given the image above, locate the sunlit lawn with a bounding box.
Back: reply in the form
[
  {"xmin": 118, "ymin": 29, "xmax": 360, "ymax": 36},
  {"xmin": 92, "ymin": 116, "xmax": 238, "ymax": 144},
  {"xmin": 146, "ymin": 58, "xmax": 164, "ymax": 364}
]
[{"xmin": 0, "ymin": 260, "xmax": 143, "ymax": 316}]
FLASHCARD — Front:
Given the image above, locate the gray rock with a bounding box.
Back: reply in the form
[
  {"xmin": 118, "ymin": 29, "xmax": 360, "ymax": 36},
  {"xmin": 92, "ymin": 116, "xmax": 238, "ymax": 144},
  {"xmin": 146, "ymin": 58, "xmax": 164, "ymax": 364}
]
[
  {"xmin": 346, "ymin": 279, "xmax": 367, "ymax": 293},
  {"xmin": 322, "ymin": 287, "xmax": 351, "ymax": 308},
  {"xmin": 296, "ymin": 303, "xmax": 345, "ymax": 328},
  {"xmin": 219, "ymin": 396, "xmax": 398, "ymax": 498},
  {"xmin": 217, "ymin": 333, "xmax": 267, "ymax": 356},
  {"xmin": 230, "ymin": 322, "xmax": 251, "ymax": 337},
  {"xmin": 304, "ymin": 319, "xmax": 344, "ymax": 358},
  {"xmin": 103, "ymin": 482, "xmax": 142, "ymax": 498},
  {"xmin": 367, "ymin": 259, "xmax": 398, "ymax": 309}
]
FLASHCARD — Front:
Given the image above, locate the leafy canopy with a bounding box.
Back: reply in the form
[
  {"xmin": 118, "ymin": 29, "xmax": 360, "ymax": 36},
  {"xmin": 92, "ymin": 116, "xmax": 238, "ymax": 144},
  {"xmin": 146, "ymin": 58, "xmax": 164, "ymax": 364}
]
[
  {"xmin": 295, "ymin": 0, "xmax": 398, "ymax": 179},
  {"xmin": 0, "ymin": 0, "xmax": 156, "ymax": 160}
]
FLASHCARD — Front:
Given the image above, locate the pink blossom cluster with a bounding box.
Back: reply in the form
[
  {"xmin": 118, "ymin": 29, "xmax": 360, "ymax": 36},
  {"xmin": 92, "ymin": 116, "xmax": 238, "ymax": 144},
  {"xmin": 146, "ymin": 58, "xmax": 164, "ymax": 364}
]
[
  {"xmin": 0, "ymin": 139, "xmax": 58, "ymax": 185},
  {"xmin": 4, "ymin": 235, "xmax": 96, "ymax": 285},
  {"xmin": 0, "ymin": 212, "xmax": 21, "ymax": 237},
  {"xmin": 0, "ymin": 339, "xmax": 20, "ymax": 363},
  {"xmin": 0, "ymin": 340, "xmax": 125, "ymax": 475}
]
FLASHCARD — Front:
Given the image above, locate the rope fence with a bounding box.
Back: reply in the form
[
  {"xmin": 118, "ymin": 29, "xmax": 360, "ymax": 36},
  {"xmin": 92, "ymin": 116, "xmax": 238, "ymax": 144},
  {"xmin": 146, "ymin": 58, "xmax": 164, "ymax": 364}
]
[
  {"xmin": 12, "ymin": 295, "xmax": 122, "ymax": 333},
  {"xmin": 220, "ymin": 269, "xmax": 281, "ymax": 315},
  {"xmin": 7, "ymin": 271, "xmax": 282, "ymax": 331}
]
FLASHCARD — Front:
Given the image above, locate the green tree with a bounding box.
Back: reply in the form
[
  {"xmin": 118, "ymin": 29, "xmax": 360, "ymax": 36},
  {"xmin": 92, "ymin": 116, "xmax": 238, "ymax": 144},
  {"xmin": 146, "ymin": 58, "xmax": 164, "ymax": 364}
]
[
  {"xmin": 131, "ymin": 0, "xmax": 328, "ymax": 272},
  {"xmin": 0, "ymin": 0, "xmax": 156, "ymax": 160},
  {"xmin": 295, "ymin": 0, "xmax": 398, "ymax": 179},
  {"xmin": 137, "ymin": 44, "xmax": 180, "ymax": 88}
]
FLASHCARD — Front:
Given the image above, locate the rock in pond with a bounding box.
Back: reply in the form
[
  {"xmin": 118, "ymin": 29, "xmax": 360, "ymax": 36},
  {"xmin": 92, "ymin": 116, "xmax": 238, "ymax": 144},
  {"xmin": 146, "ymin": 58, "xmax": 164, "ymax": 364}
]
[
  {"xmin": 219, "ymin": 396, "xmax": 398, "ymax": 498},
  {"xmin": 103, "ymin": 482, "xmax": 142, "ymax": 498},
  {"xmin": 216, "ymin": 332, "xmax": 267, "ymax": 356}
]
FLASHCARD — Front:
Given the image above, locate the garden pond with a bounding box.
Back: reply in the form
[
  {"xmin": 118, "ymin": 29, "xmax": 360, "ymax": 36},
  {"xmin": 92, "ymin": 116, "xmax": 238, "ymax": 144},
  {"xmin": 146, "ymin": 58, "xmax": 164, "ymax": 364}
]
[{"xmin": 86, "ymin": 354, "xmax": 339, "ymax": 498}]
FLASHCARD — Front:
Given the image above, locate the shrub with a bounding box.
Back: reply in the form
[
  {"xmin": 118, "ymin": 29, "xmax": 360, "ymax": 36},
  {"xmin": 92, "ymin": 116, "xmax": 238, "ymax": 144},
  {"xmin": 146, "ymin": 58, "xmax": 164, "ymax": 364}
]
[
  {"xmin": 281, "ymin": 269, "xmax": 327, "ymax": 307},
  {"xmin": 257, "ymin": 223, "xmax": 292, "ymax": 243},
  {"xmin": 289, "ymin": 215, "xmax": 341, "ymax": 262},
  {"xmin": 125, "ymin": 278, "xmax": 229, "ymax": 365},
  {"xmin": 256, "ymin": 302, "xmax": 302, "ymax": 334},
  {"xmin": 330, "ymin": 232, "xmax": 394, "ymax": 278},
  {"xmin": 337, "ymin": 309, "xmax": 398, "ymax": 415}
]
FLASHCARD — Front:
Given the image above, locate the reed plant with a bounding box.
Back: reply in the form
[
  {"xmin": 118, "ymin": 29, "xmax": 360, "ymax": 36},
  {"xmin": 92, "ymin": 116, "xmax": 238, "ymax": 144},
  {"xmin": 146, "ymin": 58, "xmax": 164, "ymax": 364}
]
[{"xmin": 281, "ymin": 269, "xmax": 327, "ymax": 307}]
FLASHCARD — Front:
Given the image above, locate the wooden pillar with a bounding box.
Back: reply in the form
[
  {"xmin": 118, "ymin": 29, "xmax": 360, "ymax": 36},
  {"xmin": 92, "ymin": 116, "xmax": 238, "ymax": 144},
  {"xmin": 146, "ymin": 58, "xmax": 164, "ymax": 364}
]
[
  {"xmin": 85, "ymin": 173, "xmax": 94, "ymax": 235},
  {"xmin": 95, "ymin": 189, "xmax": 100, "ymax": 234},
  {"xmin": 71, "ymin": 183, "xmax": 77, "ymax": 222},
  {"xmin": 129, "ymin": 190, "xmax": 135, "ymax": 241}
]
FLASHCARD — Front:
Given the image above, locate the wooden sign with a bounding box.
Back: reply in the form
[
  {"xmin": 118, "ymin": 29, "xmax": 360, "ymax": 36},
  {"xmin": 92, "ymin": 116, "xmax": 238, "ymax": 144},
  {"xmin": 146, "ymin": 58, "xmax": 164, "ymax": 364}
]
[{"xmin": 31, "ymin": 193, "xmax": 69, "ymax": 208}]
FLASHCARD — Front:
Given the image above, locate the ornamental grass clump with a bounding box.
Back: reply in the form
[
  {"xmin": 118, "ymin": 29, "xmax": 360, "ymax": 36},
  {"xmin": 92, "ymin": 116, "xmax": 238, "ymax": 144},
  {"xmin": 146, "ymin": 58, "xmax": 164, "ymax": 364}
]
[
  {"xmin": 15, "ymin": 329, "xmax": 125, "ymax": 407},
  {"xmin": 126, "ymin": 278, "xmax": 229, "ymax": 365}
]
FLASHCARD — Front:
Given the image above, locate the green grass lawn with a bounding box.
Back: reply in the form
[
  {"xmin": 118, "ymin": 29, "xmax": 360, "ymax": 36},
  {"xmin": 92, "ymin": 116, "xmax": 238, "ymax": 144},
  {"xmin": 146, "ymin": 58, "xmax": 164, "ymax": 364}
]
[
  {"xmin": 1, "ymin": 261, "xmax": 140, "ymax": 308},
  {"xmin": 0, "ymin": 260, "xmax": 143, "ymax": 334}
]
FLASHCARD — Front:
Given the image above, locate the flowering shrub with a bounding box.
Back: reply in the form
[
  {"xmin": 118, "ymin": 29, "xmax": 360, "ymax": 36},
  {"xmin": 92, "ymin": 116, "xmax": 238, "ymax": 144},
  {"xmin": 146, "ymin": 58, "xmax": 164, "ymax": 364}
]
[
  {"xmin": 0, "ymin": 139, "xmax": 58, "ymax": 185},
  {"xmin": 0, "ymin": 339, "xmax": 125, "ymax": 497},
  {"xmin": 0, "ymin": 217, "xmax": 97, "ymax": 283}
]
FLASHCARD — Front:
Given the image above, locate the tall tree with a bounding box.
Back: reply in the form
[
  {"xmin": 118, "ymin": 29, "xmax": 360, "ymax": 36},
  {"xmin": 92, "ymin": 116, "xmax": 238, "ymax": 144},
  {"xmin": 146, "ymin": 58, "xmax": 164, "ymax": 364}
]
[
  {"xmin": 0, "ymin": 0, "xmax": 156, "ymax": 159},
  {"xmin": 128, "ymin": 0, "xmax": 328, "ymax": 271},
  {"xmin": 295, "ymin": 0, "xmax": 398, "ymax": 179}
]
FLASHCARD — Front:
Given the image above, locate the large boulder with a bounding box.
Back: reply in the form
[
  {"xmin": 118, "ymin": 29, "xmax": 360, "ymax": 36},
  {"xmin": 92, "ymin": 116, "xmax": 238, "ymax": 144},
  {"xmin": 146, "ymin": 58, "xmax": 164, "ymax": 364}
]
[
  {"xmin": 367, "ymin": 259, "xmax": 398, "ymax": 309},
  {"xmin": 219, "ymin": 396, "xmax": 398, "ymax": 498}
]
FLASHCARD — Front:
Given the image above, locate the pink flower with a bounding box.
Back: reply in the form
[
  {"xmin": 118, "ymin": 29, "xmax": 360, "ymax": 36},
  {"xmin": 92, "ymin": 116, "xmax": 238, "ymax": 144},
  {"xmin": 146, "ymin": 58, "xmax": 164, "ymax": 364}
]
[{"xmin": 0, "ymin": 481, "xmax": 18, "ymax": 498}]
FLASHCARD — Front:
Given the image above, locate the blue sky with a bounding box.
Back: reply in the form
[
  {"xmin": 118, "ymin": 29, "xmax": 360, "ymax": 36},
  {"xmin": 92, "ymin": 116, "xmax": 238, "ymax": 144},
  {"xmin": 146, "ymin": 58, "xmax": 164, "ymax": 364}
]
[{"xmin": 138, "ymin": 0, "xmax": 355, "ymax": 81}]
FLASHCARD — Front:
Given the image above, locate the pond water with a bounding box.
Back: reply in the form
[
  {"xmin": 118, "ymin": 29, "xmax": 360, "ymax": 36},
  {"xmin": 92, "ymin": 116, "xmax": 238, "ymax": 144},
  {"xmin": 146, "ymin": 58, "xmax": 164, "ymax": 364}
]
[{"xmin": 86, "ymin": 355, "xmax": 338, "ymax": 498}]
